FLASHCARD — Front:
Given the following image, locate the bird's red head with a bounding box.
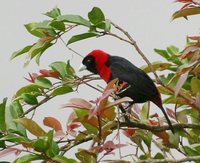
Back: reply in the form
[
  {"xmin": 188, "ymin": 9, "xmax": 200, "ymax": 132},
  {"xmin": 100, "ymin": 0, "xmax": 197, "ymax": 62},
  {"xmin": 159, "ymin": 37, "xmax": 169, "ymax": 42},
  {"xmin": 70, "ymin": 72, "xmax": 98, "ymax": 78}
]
[{"xmin": 82, "ymin": 49, "xmax": 111, "ymax": 82}]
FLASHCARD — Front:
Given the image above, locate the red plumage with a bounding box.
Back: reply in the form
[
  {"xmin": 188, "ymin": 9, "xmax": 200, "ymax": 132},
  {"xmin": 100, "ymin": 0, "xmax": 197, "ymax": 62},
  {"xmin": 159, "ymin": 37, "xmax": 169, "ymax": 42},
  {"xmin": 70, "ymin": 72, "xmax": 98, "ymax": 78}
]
[{"xmin": 81, "ymin": 49, "xmax": 174, "ymax": 133}]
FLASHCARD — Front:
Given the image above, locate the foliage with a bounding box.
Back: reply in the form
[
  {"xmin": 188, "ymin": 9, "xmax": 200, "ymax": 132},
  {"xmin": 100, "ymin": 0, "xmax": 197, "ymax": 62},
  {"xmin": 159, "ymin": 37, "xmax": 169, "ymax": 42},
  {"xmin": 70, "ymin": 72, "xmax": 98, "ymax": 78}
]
[{"xmin": 1, "ymin": 2, "xmax": 200, "ymax": 163}]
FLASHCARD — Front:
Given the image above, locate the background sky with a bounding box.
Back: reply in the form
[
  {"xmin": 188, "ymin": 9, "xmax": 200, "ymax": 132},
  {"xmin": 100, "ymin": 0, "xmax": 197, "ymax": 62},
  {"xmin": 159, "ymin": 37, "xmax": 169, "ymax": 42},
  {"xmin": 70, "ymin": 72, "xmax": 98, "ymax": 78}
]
[{"xmin": 0, "ymin": 0, "xmax": 199, "ymax": 161}]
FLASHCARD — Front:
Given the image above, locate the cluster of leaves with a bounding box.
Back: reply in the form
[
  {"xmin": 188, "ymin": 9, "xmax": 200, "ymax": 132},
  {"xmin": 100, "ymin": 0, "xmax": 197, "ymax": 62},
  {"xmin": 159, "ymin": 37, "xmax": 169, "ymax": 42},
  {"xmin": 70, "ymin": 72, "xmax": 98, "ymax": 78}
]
[
  {"xmin": 1, "ymin": 4, "xmax": 200, "ymax": 163},
  {"xmin": 172, "ymin": 0, "xmax": 200, "ymax": 20},
  {"xmin": 11, "ymin": 7, "xmax": 110, "ymax": 66}
]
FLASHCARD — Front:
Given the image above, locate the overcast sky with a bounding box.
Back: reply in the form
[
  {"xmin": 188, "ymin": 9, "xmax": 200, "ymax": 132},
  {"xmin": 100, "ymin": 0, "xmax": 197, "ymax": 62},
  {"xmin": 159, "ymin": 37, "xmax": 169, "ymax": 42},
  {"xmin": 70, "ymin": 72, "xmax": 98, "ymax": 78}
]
[{"xmin": 0, "ymin": 0, "xmax": 199, "ymax": 161}]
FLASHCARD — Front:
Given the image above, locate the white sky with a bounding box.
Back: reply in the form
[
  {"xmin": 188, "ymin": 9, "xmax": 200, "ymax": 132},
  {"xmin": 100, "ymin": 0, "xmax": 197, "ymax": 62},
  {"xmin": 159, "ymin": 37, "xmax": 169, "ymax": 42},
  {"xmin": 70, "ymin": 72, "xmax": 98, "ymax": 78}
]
[{"xmin": 0, "ymin": 0, "xmax": 199, "ymax": 162}]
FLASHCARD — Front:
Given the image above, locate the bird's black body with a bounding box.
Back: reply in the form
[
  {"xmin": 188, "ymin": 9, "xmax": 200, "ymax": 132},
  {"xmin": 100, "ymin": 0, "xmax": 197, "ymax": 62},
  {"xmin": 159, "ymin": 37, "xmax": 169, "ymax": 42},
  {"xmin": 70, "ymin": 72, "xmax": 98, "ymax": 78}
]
[
  {"xmin": 106, "ymin": 56, "xmax": 159, "ymax": 103},
  {"xmin": 82, "ymin": 50, "xmax": 174, "ymax": 133}
]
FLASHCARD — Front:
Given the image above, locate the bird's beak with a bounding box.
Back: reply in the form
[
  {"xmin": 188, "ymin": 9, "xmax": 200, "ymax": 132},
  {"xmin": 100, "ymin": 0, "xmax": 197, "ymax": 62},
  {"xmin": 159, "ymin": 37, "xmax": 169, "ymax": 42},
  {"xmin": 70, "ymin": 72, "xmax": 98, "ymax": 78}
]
[{"xmin": 78, "ymin": 64, "xmax": 87, "ymax": 72}]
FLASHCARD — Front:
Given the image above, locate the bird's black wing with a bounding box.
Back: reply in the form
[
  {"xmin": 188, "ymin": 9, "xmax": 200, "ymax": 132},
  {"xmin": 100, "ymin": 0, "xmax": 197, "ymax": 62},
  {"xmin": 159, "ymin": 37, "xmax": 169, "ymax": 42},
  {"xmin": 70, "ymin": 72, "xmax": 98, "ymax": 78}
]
[{"xmin": 109, "ymin": 60, "xmax": 158, "ymax": 102}]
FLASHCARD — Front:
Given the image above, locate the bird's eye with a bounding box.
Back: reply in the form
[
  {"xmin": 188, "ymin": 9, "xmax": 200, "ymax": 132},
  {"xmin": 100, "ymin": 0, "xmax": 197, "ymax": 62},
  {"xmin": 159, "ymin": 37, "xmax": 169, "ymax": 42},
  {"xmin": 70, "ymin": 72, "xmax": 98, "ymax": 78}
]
[{"xmin": 87, "ymin": 59, "xmax": 92, "ymax": 63}]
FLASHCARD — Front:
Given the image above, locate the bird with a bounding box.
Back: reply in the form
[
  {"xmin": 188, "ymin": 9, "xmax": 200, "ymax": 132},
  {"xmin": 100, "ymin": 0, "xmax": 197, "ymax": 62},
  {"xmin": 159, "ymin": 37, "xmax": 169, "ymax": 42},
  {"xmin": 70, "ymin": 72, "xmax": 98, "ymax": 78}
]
[{"xmin": 79, "ymin": 49, "xmax": 174, "ymax": 133}]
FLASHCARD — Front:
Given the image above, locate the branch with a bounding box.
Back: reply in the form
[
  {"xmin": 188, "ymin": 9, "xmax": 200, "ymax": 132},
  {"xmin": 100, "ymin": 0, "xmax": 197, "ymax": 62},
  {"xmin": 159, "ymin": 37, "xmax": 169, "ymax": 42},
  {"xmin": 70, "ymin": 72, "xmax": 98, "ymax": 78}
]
[
  {"xmin": 137, "ymin": 155, "xmax": 200, "ymax": 163},
  {"xmin": 20, "ymin": 96, "xmax": 53, "ymax": 117},
  {"xmin": 109, "ymin": 21, "xmax": 161, "ymax": 84},
  {"xmin": 119, "ymin": 121, "xmax": 200, "ymax": 132}
]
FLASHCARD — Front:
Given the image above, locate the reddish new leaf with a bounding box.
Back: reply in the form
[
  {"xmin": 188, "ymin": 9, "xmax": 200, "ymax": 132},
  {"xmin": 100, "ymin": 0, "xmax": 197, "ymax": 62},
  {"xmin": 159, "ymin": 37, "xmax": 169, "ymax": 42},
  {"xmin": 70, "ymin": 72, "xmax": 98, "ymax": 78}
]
[
  {"xmin": 0, "ymin": 148, "xmax": 21, "ymax": 158},
  {"xmin": 175, "ymin": 72, "xmax": 189, "ymax": 98},
  {"xmin": 62, "ymin": 98, "xmax": 92, "ymax": 109},
  {"xmin": 122, "ymin": 128, "xmax": 136, "ymax": 137},
  {"xmin": 105, "ymin": 97, "xmax": 133, "ymax": 109},
  {"xmin": 166, "ymin": 108, "xmax": 176, "ymax": 119},
  {"xmin": 172, "ymin": 7, "xmax": 200, "ymax": 20},
  {"xmin": 43, "ymin": 117, "xmax": 62, "ymax": 132}
]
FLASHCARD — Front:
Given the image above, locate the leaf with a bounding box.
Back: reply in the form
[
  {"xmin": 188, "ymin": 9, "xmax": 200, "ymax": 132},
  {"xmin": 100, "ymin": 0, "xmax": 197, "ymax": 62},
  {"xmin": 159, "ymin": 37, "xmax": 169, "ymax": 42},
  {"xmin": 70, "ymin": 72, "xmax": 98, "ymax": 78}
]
[
  {"xmin": 21, "ymin": 93, "xmax": 38, "ymax": 105},
  {"xmin": 167, "ymin": 45, "xmax": 179, "ymax": 55},
  {"xmin": 154, "ymin": 49, "xmax": 170, "ymax": 59},
  {"xmin": 50, "ymin": 21, "xmax": 65, "ymax": 31},
  {"xmin": 105, "ymin": 97, "xmax": 132, "ymax": 108},
  {"xmin": 14, "ymin": 154, "xmax": 41, "ymax": 163},
  {"xmin": 174, "ymin": 72, "xmax": 189, "ymax": 98},
  {"xmin": 28, "ymin": 41, "xmax": 53, "ymax": 59},
  {"xmin": 25, "ymin": 23, "xmax": 49, "ymax": 38},
  {"xmin": 10, "ymin": 45, "xmax": 34, "ymax": 60},
  {"xmin": 191, "ymin": 77, "xmax": 200, "ymax": 94},
  {"xmin": 67, "ymin": 32, "xmax": 98, "ymax": 45},
  {"xmin": 140, "ymin": 103, "xmax": 149, "ymax": 121},
  {"xmin": 15, "ymin": 84, "xmax": 40, "ymax": 98},
  {"xmin": 44, "ymin": 6, "xmax": 61, "ymax": 18},
  {"xmin": 88, "ymin": 7, "xmax": 105, "ymax": 24},
  {"xmin": 32, "ymin": 138, "xmax": 48, "ymax": 152},
  {"xmin": 53, "ymin": 155, "xmax": 76, "ymax": 163},
  {"xmin": 14, "ymin": 118, "xmax": 46, "ymax": 137},
  {"xmin": 43, "ymin": 117, "xmax": 62, "ymax": 132},
  {"xmin": 34, "ymin": 77, "xmax": 53, "ymax": 89},
  {"xmin": 57, "ymin": 15, "xmax": 90, "ymax": 27},
  {"xmin": 51, "ymin": 85, "xmax": 73, "ymax": 96},
  {"xmin": 172, "ymin": 7, "xmax": 200, "ymax": 20},
  {"xmin": 141, "ymin": 62, "xmax": 172, "ymax": 73},
  {"xmin": 75, "ymin": 149, "xmax": 97, "ymax": 163},
  {"xmin": 63, "ymin": 98, "xmax": 92, "ymax": 109},
  {"xmin": 0, "ymin": 98, "xmax": 7, "ymax": 131},
  {"xmin": 5, "ymin": 102, "xmax": 26, "ymax": 136},
  {"xmin": 0, "ymin": 148, "xmax": 21, "ymax": 159},
  {"xmin": 50, "ymin": 61, "xmax": 67, "ymax": 78}
]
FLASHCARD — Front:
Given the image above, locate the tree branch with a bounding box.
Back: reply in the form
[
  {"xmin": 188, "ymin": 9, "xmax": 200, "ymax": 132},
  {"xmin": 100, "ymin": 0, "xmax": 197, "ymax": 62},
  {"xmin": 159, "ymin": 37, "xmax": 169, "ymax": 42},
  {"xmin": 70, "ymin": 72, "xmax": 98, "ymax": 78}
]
[{"xmin": 137, "ymin": 155, "xmax": 200, "ymax": 163}]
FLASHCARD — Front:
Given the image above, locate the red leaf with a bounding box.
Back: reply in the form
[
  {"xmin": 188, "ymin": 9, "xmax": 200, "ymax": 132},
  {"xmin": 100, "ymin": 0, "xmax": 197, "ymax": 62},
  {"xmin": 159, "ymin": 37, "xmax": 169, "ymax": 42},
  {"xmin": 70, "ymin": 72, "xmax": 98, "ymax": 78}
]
[
  {"xmin": 181, "ymin": 45, "xmax": 199, "ymax": 59},
  {"xmin": 166, "ymin": 108, "xmax": 176, "ymax": 119},
  {"xmin": 175, "ymin": 71, "xmax": 189, "ymax": 98},
  {"xmin": 0, "ymin": 148, "xmax": 21, "ymax": 158},
  {"xmin": 149, "ymin": 119, "xmax": 159, "ymax": 126},
  {"xmin": 43, "ymin": 117, "xmax": 62, "ymax": 132},
  {"xmin": 122, "ymin": 128, "xmax": 136, "ymax": 137},
  {"xmin": 62, "ymin": 98, "xmax": 92, "ymax": 109}
]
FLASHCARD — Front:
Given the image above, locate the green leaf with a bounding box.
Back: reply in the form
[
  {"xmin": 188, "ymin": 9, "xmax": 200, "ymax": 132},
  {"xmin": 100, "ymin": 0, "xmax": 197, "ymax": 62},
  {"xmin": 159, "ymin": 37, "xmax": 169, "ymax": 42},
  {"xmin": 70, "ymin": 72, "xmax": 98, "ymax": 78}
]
[
  {"xmin": 50, "ymin": 21, "xmax": 65, "ymax": 31},
  {"xmin": 53, "ymin": 155, "xmax": 76, "ymax": 163},
  {"xmin": 67, "ymin": 32, "xmax": 98, "ymax": 45},
  {"xmin": 44, "ymin": 6, "xmax": 61, "ymax": 18},
  {"xmin": 172, "ymin": 7, "xmax": 200, "ymax": 20},
  {"xmin": 66, "ymin": 60, "xmax": 76, "ymax": 78},
  {"xmin": 0, "ymin": 98, "xmax": 7, "ymax": 131},
  {"xmin": 57, "ymin": 15, "xmax": 90, "ymax": 27},
  {"xmin": 183, "ymin": 146, "xmax": 200, "ymax": 156},
  {"xmin": 140, "ymin": 103, "xmax": 149, "ymax": 121},
  {"xmin": 51, "ymin": 85, "xmax": 73, "ymax": 96},
  {"xmin": 0, "ymin": 134, "xmax": 29, "ymax": 143},
  {"xmin": 14, "ymin": 154, "xmax": 41, "ymax": 163},
  {"xmin": 169, "ymin": 132, "xmax": 179, "ymax": 148},
  {"xmin": 153, "ymin": 153, "xmax": 164, "ymax": 159},
  {"xmin": 28, "ymin": 41, "xmax": 53, "ymax": 59},
  {"xmin": 191, "ymin": 77, "xmax": 200, "ymax": 94},
  {"xmin": 32, "ymin": 138, "xmax": 48, "ymax": 152},
  {"xmin": 75, "ymin": 149, "xmax": 97, "ymax": 163},
  {"xmin": 141, "ymin": 62, "xmax": 172, "ymax": 73},
  {"xmin": 88, "ymin": 7, "xmax": 105, "ymax": 24},
  {"xmin": 5, "ymin": 101, "xmax": 26, "ymax": 136},
  {"xmin": 154, "ymin": 49, "xmax": 170, "ymax": 59},
  {"xmin": 50, "ymin": 61, "xmax": 67, "ymax": 78},
  {"xmin": 167, "ymin": 45, "xmax": 179, "ymax": 55},
  {"xmin": 34, "ymin": 77, "xmax": 53, "ymax": 89},
  {"xmin": 15, "ymin": 84, "xmax": 40, "ymax": 98},
  {"xmin": 25, "ymin": 23, "xmax": 48, "ymax": 38},
  {"xmin": 11, "ymin": 45, "xmax": 34, "ymax": 60},
  {"xmin": 14, "ymin": 118, "xmax": 46, "ymax": 137},
  {"xmin": 21, "ymin": 93, "xmax": 38, "ymax": 105}
]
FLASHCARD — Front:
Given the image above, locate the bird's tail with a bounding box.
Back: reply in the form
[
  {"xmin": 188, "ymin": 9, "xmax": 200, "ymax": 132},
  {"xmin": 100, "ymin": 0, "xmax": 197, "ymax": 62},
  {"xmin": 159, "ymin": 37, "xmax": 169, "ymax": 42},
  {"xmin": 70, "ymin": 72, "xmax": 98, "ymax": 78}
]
[{"xmin": 159, "ymin": 105, "xmax": 175, "ymax": 134}]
